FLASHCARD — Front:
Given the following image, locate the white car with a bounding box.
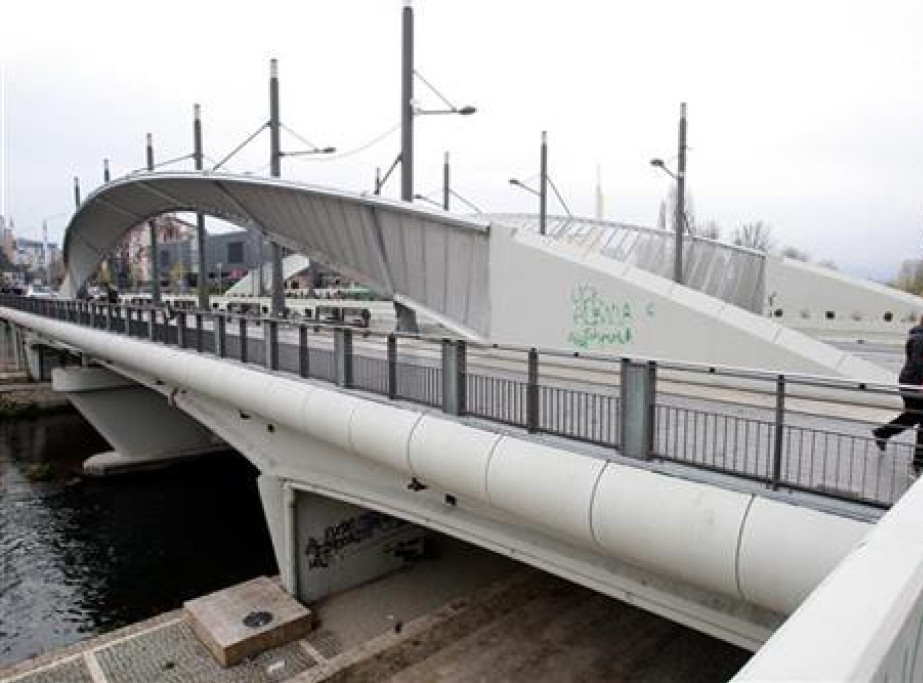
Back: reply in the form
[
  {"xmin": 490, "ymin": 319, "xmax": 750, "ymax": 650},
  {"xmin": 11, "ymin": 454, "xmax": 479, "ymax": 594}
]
[{"xmin": 25, "ymin": 284, "xmax": 57, "ymax": 299}]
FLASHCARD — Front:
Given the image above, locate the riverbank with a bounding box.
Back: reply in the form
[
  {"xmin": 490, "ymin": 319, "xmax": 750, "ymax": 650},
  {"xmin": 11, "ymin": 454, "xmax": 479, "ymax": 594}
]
[
  {"xmin": 0, "ymin": 380, "xmax": 70, "ymax": 418},
  {"xmin": 0, "ymin": 552, "xmax": 748, "ymax": 683}
]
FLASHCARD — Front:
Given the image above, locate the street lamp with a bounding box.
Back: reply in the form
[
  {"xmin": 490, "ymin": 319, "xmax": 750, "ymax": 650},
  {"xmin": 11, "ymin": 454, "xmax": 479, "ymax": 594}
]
[
  {"xmin": 509, "ymin": 132, "xmax": 571, "ymax": 236},
  {"xmin": 649, "ymin": 158, "xmax": 677, "ymax": 180},
  {"xmin": 650, "ymin": 103, "xmax": 688, "ymax": 284},
  {"xmin": 400, "ymin": 1, "xmax": 476, "ymax": 204}
]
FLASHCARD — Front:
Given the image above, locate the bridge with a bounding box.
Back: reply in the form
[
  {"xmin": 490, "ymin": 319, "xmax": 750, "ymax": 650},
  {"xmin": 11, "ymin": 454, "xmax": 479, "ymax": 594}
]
[{"xmin": 5, "ymin": 172, "xmax": 923, "ymax": 677}]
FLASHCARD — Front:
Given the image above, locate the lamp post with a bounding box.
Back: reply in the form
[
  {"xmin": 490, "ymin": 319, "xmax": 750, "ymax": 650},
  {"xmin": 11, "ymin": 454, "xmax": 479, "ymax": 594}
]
[
  {"xmin": 266, "ymin": 59, "xmax": 336, "ymax": 317},
  {"xmin": 396, "ymin": 0, "xmax": 474, "ymax": 334},
  {"xmin": 650, "ymin": 102, "xmax": 688, "ymax": 284},
  {"xmin": 193, "ymin": 103, "xmax": 209, "ymax": 310},
  {"xmin": 146, "ymin": 133, "xmax": 161, "ymax": 304},
  {"xmin": 443, "ymin": 151, "xmax": 450, "ymax": 210},
  {"xmin": 539, "ymin": 131, "xmax": 547, "ymax": 235},
  {"xmin": 399, "ymin": 0, "xmax": 475, "ymax": 203},
  {"xmin": 508, "ymin": 131, "xmax": 551, "ymax": 235}
]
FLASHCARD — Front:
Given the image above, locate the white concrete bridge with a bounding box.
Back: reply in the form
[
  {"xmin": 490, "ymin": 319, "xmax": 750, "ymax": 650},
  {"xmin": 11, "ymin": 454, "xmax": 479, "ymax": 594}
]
[
  {"xmin": 8, "ymin": 171, "xmax": 923, "ymax": 678},
  {"xmin": 3, "ymin": 293, "xmax": 923, "ymax": 679}
]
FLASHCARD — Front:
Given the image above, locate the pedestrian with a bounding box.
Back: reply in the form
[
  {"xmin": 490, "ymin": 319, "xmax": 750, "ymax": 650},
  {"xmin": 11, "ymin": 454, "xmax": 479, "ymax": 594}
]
[{"xmin": 874, "ymin": 315, "xmax": 923, "ymax": 476}]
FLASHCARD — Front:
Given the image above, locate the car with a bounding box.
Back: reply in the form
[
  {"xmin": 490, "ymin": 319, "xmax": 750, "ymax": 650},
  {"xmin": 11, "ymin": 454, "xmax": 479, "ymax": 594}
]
[{"xmin": 25, "ymin": 284, "xmax": 57, "ymax": 299}]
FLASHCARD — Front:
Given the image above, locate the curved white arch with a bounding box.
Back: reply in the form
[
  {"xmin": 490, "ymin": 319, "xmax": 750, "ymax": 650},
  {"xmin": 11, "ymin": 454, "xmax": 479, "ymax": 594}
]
[{"xmin": 62, "ymin": 172, "xmax": 491, "ymax": 337}]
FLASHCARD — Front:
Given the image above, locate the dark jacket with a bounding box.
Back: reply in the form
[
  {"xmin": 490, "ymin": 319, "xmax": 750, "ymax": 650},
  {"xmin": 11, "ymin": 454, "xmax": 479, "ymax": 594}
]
[{"xmin": 899, "ymin": 325, "xmax": 923, "ymax": 386}]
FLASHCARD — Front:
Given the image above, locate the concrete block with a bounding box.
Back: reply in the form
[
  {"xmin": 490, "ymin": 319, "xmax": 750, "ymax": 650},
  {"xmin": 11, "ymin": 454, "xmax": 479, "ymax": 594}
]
[{"xmin": 184, "ymin": 576, "xmax": 312, "ymax": 667}]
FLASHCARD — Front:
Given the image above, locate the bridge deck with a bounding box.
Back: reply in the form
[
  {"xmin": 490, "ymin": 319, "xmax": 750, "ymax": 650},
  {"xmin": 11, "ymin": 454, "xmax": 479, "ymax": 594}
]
[{"xmin": 2, "ymin": 296, "xmax": 916, "ymax": 515}]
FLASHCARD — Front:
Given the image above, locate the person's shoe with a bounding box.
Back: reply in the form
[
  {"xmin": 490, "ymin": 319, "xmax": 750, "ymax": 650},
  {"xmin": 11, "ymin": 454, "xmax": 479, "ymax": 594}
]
[{"xmin": 872, "ymin": 429, "xmax": 887, "ymax": 453}]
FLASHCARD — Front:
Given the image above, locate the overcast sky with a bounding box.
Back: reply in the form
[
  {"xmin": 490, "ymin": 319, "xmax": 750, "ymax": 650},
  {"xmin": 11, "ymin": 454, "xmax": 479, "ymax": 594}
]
[{"xmin": 1, "ymin": 0, "xmax": 921, "ymax": 281}]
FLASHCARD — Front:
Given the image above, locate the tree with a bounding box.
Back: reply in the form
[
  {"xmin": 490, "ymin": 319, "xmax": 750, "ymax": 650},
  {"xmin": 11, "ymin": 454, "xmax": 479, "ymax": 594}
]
[
  {"xmin": 894, "ymin": 259, "xmax": 923, "ymax": 295},
  {"xmin": 695, "ymin": 219, "xmax": 721, "ymax": 240},
  {"xmin": 656, "ymin": 183, "xmax": 696, "ymax": 234},
  {"xmin": 781, "ymin": 245, "xmax": 810, "ymax": 261},
  {"xmin": 169, "ymin": 260, "xmax": 187, "ymax": 292},
  {"xmin": 733, "ymin": 221, "xmax": 773, "ymax": 252}
]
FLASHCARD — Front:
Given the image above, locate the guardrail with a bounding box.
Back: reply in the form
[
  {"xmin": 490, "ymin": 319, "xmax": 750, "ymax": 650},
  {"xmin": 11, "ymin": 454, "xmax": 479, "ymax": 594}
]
[{"xmin": 2, "ymin": 295, "xmax": 918, "ymax": 510}]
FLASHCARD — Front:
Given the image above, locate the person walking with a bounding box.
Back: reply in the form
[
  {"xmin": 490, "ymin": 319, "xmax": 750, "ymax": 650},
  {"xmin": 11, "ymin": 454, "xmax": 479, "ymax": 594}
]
[{"xmin": 874, "ymin": 316, "xmax": 923, "ymax": 476}]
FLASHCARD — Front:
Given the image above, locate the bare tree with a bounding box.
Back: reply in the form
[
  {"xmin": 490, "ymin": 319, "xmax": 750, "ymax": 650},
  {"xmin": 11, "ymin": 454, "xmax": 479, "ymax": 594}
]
[
  {"xmin": 781, "ymin": 245, "xmax": 810, "ymax": 261},
  {"xmin": 695, "ymin": 219, "xmax": 721, "ymax": 240},
  {"xmin": 732, "ymin": 221, "xmax": 773, "ymax": 252},
  {"xmin": 894, "ymin": 259, "xmax": 923, "ymax": 295},
  {"xmin": 657, "ymin": 184, "xmax": 696, "ymax": 233}
]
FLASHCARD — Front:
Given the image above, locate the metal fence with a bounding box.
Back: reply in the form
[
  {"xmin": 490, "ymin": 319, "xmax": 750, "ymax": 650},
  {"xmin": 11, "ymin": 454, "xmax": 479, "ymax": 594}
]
[{"xmin": 2, "ymin": 294, "xmax": 918, "ymax": 510}]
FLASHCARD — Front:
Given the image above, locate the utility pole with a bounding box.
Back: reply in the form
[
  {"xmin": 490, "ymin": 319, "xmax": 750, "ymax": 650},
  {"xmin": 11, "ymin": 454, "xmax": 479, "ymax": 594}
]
[
  {"xmin": 395, "ymin": 0, "xmax": 419, "ymax": 332},
  {"xmin": 539, "ymin": 131, "xmax": 547, "ymax": 236},
  {"xmin": 102, "ymin": 159, "xmax": 117, "ymax": 286},
  {"xmin": 443, "ymin": 152, "xmax": 450, "ymax": 210},
  {"xmin": 73, "ymin": 177, "xmax": 81, "ymax": 209},
  {"xmin": 673, "ymin": 102, "xmax": 687, "ymax": 285},
  {"xmin": 269, "ymin": 58, "xmax": 284, "ymax": 316},
  {"xmin": 146, "ymin": 133, "xmax": 161, "ymax": 304},
  {"xmin": 400, "ymin": 0, "xmax": 414, "ymax": 202},
  {"xmin": 193, "ymin": 104, "xmax": 209, "ymax": 310}
]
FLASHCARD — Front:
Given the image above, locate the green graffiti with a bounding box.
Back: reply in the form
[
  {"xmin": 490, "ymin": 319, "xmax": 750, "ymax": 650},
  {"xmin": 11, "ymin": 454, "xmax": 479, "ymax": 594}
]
[{"xmin": 567, "ymin": 284, "xmax": 652, "ymax": 350}]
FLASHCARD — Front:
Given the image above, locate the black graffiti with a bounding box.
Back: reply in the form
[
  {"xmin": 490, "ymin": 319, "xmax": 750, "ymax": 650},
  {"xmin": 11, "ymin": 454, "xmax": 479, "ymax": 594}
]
[{"xmin": 303, "ymin": 512, "xmax": 407, "ymax": 569}]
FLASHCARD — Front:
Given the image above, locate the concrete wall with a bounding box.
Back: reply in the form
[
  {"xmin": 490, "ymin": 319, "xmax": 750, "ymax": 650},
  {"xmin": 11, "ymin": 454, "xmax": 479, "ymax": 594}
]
[
  {"xmin": 487, "ymin": 225, "xmax": 893, "ymax": 382},
  {"xmin": 766, "ymin": 255, "xmax": 923, "ymax": 341}
]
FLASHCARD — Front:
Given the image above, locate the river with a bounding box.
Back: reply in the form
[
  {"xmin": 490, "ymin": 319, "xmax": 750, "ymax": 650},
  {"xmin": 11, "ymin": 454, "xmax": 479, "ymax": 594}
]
[{"xmin": 0, "ymin": 323, "xmax": 276, "ymax": 668}]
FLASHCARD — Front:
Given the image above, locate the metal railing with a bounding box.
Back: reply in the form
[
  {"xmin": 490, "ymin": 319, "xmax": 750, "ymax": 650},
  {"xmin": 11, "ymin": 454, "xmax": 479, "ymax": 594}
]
[{"xmin": 2, "ymin": 294, "xmax": 918, "ymax": 511}]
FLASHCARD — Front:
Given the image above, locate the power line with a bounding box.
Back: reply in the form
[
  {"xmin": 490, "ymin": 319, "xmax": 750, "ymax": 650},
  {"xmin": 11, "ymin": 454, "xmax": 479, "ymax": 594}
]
[{"xmin": 286, "ymin": 122, "xmax": 400, "ymax": 163}]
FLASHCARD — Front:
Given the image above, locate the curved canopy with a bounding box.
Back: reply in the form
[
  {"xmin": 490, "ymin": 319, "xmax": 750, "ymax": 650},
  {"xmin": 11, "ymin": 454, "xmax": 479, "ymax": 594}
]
[{"xmin": 62, "ymin": 172, "xmax": 492, "ymax": 337}]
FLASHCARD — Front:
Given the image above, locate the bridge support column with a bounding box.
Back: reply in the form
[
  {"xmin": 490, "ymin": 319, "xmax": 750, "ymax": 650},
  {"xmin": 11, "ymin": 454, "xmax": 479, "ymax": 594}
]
[
  {"xmin": 22, "ymin": 341, "xmax": 59, "ymax": 381},
  {"xmin": 259, "ymin": 477, "xmax": 425, "ymax": 603},
  {"xmin": 52, "ymin": 365, "xmax": 223, "ymax": 475}
]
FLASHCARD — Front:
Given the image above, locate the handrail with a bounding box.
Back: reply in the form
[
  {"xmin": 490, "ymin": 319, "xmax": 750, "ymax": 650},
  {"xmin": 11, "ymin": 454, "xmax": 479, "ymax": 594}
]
[{"xmin": 2, "ymin": 294, "xmax": 917, "ymax": 511}]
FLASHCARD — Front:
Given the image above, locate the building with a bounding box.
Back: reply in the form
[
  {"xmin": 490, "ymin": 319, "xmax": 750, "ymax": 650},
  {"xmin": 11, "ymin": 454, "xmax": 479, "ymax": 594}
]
[{"xmin": 158, "ymin": 228, "xmax": 267, "ymax": 289}]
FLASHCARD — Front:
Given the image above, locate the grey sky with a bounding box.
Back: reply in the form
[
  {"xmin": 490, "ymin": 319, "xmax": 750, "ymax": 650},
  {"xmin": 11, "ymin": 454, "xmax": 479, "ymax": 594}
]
[{"xmin": 1, "ymin": 0, "xmax": 920, "ymax": 281}]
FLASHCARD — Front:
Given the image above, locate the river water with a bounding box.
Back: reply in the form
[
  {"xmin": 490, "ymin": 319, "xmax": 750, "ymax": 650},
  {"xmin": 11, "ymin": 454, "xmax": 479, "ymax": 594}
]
[{"xmin": 0, "ymin": 326, "xmax": 277, "ymax": 669}]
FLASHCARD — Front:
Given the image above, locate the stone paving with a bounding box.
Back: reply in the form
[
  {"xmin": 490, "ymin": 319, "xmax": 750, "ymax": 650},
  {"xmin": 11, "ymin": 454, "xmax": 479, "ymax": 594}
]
[{"xmin": 0, "ymin": 539, "xmax": 749, "ymax": 683}]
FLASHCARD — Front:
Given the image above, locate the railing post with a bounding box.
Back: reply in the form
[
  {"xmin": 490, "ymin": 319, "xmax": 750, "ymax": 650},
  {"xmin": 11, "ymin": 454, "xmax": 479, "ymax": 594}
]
[
  {"xmin": 216, "ymin": 313, "xmax": 227, "ymax": 358},
  {"xmin": 105, "ymin": 304, "xmax": 112, "ymax": 331},
  {"xmin": 148, "ymin": 308, "xmax": 156, "ymax": 342},
  {"xmin": 387, "ymin": 334, "xmax": 397, "ymax": 400},
  {"xmin": 771, "ymin": 375, "xmax": 786, "ymax": 490},
  {"xmin": 266, "ymin": 319, "xmax": 279, "ymax": 371},
  {"xmin": 124, "ymin": 307, "xmax": 132, "ymax": 336},
  {"xmin": 177, "ymin": 311, "xmax": 187, "ymax": 348},
  {"xmin": 195, "ymin": 313, "xmax": 204, "ymax": 353},
  {"xmin": 334, "ymin": 327, "xmax": 353, "ymax": 388},
  {"xmin": 527, "ymin": 348, "xmax": 539, "ymax": 433},
  {"xmin": 620, "ymin": 359, "xmax": 657, "ymax": 460},
  {"xmin": 299, "ymin": 324, "xmax": 309, "ymax": 378},
  {"xmin": 239, "ymin": 317, "xmax": 248, "ymax": 363},
  {"xmin": 441, "ymin": 339, "xmax": 467, "ymax": 416}
]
